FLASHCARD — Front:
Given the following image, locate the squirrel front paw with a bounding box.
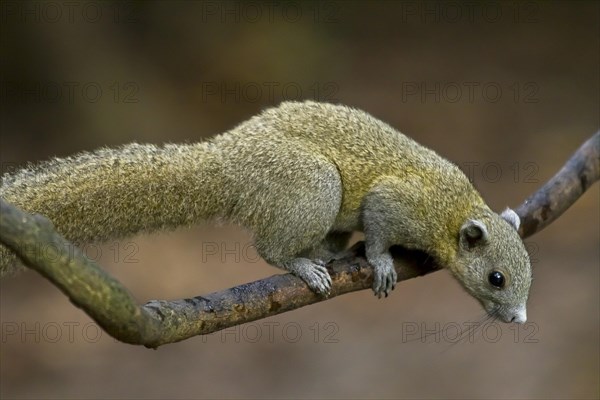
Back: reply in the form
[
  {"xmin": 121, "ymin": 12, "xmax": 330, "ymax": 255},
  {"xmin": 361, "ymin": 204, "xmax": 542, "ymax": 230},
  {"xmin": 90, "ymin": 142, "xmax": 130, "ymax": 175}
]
[{"xmin": 370, "ymin": 254, "xmax": 397, "ymax": 298}]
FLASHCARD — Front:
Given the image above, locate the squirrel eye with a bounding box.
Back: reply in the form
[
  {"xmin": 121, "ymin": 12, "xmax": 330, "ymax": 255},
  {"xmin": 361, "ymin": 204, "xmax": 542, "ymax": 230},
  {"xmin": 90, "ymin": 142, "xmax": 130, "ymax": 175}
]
[{"xmin": 488, "ymin": 271, "xmax": 505, "ymax": 288}]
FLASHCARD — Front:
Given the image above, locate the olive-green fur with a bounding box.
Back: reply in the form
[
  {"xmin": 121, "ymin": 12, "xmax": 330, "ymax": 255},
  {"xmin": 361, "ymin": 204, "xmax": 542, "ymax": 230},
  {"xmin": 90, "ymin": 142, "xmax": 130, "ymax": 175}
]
[{"xmin": 0, "ymin": 101, "xmax": 531, "ymax": 320}]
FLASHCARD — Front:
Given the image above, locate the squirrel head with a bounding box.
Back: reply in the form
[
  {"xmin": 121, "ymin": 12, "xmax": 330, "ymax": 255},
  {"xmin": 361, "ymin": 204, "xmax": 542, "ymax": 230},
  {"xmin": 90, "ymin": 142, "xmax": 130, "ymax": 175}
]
[{"xmin": 451, "ymin": 208, "xmax": 532, "ymax": 323}]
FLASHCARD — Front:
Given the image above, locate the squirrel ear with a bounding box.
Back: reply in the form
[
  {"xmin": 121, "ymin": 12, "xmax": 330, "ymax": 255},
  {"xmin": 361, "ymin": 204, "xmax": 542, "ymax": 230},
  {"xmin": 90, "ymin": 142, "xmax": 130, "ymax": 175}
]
[
  {"xmin": 459, "ymin": 219, "xmax": 489, "ymax": 250},
  {"xmin": 500, "ymin": 208, "xmax": 521, "ymax": 231}
]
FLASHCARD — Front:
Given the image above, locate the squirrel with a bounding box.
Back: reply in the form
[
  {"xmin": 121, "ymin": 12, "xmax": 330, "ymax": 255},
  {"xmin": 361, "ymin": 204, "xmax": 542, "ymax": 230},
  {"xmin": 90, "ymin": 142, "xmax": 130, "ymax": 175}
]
[{"xmin": 0, "ymin": 101, "xmax": 532, "ymax": 323}]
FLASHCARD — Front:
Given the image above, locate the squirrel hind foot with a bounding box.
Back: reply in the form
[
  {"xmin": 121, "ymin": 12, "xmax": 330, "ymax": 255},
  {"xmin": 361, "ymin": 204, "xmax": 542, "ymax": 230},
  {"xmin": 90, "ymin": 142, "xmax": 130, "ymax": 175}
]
[{"xmin": 279, "ymin": 257, "xmax": 332, "ymax": 295}]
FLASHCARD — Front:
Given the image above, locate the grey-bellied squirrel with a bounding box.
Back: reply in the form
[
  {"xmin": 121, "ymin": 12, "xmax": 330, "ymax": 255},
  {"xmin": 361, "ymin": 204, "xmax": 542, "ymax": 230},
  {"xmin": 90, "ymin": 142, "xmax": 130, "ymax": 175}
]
[{"xmin": 0, "ymin": 101, "xmax": 532, "ymax": 323}]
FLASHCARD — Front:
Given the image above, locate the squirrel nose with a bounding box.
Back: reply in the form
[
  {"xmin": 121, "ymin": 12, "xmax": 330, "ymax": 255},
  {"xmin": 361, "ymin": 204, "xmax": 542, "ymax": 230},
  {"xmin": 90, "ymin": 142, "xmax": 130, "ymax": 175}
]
[{"xmin": 510, "ymin": 308, "xmax": 527, "ymax": 324}]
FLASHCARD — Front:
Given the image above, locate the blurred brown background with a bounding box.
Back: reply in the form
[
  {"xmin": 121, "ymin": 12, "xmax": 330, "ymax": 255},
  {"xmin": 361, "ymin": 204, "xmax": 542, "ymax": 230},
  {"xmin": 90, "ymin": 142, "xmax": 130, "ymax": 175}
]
[{"xmin": 0, "ymin": 1, "xmax": 598, "ymax": 399}]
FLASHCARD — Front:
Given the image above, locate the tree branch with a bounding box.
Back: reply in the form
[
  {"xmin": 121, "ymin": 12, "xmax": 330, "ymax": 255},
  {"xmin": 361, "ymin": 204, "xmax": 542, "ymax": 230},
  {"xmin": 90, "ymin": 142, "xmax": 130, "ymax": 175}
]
[
  {"xmin": 1, "ymin": 131, "xmax": 598, "ymax": 348},
  {"xmin": 515, "ymin": 131, "xmax": 599, "ymax": 237}
]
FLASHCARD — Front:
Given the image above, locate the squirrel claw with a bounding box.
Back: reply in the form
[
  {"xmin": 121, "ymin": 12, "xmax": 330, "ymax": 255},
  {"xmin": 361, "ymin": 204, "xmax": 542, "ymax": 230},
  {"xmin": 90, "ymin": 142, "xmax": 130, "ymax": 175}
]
[
  {"xmin": 371, "ymin": 260, "xmax": 397, "ymax": 298},
  {"xmin": 305, "ymin": 261, "xmax": 332, "ymax": 295},
  {"xmin": 280, "ymin": 258, "xmax": 332, "ymax": 295}
]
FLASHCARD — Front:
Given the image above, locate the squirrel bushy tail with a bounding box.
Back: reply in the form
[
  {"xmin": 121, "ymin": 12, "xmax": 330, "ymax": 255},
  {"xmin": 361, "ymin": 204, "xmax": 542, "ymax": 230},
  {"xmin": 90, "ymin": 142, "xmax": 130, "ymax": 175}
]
[{"xmin": 0, "ymin": 142, "xmax": 226, "ymax": 277}]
